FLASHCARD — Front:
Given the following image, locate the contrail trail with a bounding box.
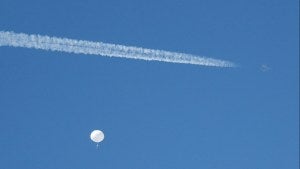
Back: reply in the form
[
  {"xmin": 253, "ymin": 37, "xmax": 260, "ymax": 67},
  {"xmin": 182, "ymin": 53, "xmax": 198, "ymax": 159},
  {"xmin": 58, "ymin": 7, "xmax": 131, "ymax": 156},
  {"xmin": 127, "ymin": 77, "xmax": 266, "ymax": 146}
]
[{"xmin": 0, "ymin": 31, "xmax": 235, "ymax": 67}]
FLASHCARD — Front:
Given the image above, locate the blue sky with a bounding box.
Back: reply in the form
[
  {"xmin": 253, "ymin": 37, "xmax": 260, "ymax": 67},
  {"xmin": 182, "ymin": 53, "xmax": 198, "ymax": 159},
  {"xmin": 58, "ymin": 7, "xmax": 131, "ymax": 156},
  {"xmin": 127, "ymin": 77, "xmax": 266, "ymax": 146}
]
[{"xmin": 0, "ymin": 0, "xmax": 299, "ymax": 169}]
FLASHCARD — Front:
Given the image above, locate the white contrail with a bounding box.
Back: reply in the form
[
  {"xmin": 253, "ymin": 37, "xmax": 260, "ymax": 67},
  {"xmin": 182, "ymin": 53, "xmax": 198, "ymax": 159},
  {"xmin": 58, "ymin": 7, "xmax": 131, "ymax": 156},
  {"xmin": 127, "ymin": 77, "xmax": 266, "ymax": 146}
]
[{"xmin": 0, "ymin": 31, "xmax": 235, "ymax": 67}]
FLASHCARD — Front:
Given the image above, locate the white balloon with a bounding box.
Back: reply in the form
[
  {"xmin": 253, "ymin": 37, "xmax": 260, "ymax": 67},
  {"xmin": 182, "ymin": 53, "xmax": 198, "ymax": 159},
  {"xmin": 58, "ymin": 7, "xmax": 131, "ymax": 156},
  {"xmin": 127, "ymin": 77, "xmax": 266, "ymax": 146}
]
[{"xmin": 90, "ymin": 130, "xmax": 104, "ymax": 143}]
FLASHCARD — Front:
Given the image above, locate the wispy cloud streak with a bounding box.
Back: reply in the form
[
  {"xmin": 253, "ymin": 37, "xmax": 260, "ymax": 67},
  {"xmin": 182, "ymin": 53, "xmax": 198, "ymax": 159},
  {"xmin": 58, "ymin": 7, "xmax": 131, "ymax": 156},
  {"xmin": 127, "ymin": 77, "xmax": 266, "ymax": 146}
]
[{"xmin": 0, "ymin": 31, "xmax": 235, "ymax": 67}]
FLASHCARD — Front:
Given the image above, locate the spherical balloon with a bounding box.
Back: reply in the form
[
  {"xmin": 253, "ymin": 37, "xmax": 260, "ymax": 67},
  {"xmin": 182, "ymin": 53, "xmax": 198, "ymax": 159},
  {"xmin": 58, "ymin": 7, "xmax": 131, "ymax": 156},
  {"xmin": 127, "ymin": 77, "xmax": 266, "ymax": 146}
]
[{"xmin": 90, "ymin": 130, "xmax": 104, "ymax": 143}]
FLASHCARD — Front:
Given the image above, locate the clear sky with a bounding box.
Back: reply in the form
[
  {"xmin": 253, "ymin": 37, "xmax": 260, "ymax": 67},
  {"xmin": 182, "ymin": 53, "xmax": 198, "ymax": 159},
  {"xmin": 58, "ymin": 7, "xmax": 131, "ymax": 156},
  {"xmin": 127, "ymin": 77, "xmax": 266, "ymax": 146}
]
[{"xmin": 0, "ymin": 0, "xmax": 299, "ymax": 169}]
